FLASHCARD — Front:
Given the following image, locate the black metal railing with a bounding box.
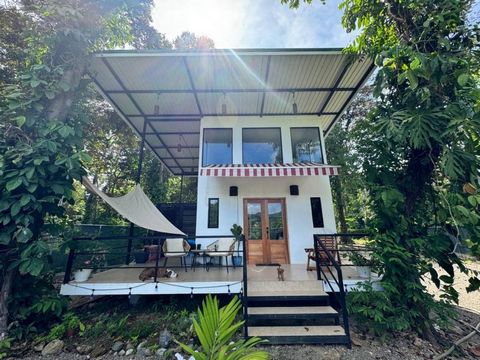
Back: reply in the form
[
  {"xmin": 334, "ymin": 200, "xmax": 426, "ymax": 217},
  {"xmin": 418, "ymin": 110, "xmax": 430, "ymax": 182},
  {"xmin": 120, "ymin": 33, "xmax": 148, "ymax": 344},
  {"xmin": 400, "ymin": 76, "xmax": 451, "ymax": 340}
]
[
  {"xmin": 63, "ymin": 234, "xmax": 245, "ymax": 286},
  {"xmin": 313, "ymin": 233, "xmax": 373, "ymax": 349},
  {"xmin": 241, "ymin": 234, "xmax": 248, "ymax": 338}
]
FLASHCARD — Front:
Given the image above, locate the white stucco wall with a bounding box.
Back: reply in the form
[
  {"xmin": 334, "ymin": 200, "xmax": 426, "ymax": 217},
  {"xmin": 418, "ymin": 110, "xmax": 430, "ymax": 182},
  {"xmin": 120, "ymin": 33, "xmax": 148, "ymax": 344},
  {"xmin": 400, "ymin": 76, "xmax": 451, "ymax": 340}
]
[{"xmin": 195, "ymin": 116, "xmax": 337, "ymax": 264}]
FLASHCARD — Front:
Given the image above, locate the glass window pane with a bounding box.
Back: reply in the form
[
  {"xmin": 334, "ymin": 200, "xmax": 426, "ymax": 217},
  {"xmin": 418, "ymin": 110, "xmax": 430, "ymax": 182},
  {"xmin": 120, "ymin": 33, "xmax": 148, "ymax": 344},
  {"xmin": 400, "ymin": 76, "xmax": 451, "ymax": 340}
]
[
  {"xmin": 247, "ymin": 203, "xmax": 262, "ymax": 240},
  {"xmin": 310, "ymin": 197, "xmax": 324, "ymax": 228},
  {"xmin": 202, "ymin": 129, "xmax": 232, "ymax": 166},
  {"xmin": 268, "ymin": 202, "xmax": 284, "ymax": 240},
  {"xmin": 208, "ymin": 198, "xmax": 219, "ymax": 228},
  {"xmin": 291, "ymin": 127, "xmax": 323, "ymax": 163},
  {"xmin": 242, "ymin": 128, "xmax": 283, "ymax": 164}
]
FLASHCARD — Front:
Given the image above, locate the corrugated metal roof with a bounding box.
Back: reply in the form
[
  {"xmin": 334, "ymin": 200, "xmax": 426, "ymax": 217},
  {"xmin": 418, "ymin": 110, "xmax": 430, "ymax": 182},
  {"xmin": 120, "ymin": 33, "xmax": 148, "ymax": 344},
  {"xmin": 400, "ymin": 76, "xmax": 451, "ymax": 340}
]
[{"xmin": 89, "ymin": 49, "xmax": 374, "ymax": 175}]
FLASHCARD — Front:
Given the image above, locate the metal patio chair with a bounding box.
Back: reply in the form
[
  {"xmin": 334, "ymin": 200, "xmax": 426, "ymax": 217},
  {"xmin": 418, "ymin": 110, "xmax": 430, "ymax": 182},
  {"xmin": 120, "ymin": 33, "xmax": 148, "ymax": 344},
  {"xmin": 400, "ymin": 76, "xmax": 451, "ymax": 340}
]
[
  {"xmin": 205, "ymin": 238, "xmax": 236, "ymax": 273},
  {"xmin": 162, "ymin": 238, "xmax": 191, "ymax": 272}
]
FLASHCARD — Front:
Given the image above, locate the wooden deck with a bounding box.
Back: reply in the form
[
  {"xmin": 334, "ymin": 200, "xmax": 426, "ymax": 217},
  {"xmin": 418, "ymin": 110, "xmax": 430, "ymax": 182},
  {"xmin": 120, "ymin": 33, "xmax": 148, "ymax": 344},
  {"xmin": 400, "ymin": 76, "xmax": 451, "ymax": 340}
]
[{"xmin": 60, "ymin": 263, "xmax": 380, "ymax": 296}]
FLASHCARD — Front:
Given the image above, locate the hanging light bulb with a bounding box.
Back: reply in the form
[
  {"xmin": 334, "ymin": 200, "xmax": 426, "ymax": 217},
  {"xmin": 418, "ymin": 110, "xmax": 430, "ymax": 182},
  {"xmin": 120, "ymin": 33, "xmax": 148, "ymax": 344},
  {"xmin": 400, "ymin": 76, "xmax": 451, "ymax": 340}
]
[
  {"xmin": 177, "ymin": 135, "xmax": 182, "ymax": 152},
  {"xmin": 153, "ymin": 92, "xmax": 160, "ymax": 115},
  {"xmin": 221, "ymin": 92, "xmax": 227, "ymax": 115},
  {"xmin": 292, "ymin": 92, "xmax": 298, "ymax": 114}
]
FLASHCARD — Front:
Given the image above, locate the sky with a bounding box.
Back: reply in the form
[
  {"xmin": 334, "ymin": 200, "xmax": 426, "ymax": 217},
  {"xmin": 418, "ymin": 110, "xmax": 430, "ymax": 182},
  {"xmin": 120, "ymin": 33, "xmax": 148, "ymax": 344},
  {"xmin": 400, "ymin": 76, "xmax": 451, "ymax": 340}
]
[{"xmin": 152, "ymin": 0, "xmax": 355, "ymax": 49}]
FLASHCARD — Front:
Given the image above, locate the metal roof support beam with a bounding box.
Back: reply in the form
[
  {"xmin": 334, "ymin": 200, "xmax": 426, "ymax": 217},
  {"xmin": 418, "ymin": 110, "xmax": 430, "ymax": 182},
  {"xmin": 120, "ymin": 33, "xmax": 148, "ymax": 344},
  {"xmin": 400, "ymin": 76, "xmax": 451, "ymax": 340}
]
[
  {"xmin": 152, "ymin": 145, "xmax": 198, "ymax": 149},
  {"xmin": 260, "ymin": 55, "xmax": 271, "ymax": 118},
  {"xmin": 324, "ymin": 62, "xmax": 376, "ymax": 135},
  {"xmin": 145, "ymin": 131, "xmax": 200, "ymax": 136},
  {"xmin": 101, "ymin": 58, "xmax": 184, "ymax": 174},
  {"xmin": 317, "ymin": 60, "xmax": 351, "ymax": 115},
  {"xmin": 182, "ymin": 57, "xmax": 203, "ymax": 117},
  {"xmin": 105, "ymin": 87, "xmax": 356, "ymax": 94},
  {"xmin": 131, "ymin": 112, "xmax": 339, "ymax": 118}
]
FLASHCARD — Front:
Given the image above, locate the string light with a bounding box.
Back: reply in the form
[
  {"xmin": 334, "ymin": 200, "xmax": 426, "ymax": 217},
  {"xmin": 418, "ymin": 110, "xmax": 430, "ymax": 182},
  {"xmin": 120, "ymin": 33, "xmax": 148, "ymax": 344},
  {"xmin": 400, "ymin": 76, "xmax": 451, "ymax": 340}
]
[
  {"xmin": 190, "ymin": 287, "xmax": 194, "ymax": 299},
  {"xmin": 90, "ymin": 289, "xmax": 95, "ymax": 300},
  {"xmin": 227, "ymin": 285, "xmax": 231, "ymax": 296},
  {"xmin": 128, "ymin": 288, "xmax": 132, "ymax": 299},
  {"xmin": 155, "ymin": 282, "xmax": 158, "ymax": 290}
]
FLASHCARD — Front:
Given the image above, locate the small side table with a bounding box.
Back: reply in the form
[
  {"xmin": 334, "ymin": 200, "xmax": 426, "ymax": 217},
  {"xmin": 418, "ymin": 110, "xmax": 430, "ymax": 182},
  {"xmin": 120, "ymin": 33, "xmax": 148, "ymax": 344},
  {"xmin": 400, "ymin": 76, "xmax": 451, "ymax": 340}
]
[{"xmin": 190, "ymin": 249, "xmax": 206, "ymax": 272}]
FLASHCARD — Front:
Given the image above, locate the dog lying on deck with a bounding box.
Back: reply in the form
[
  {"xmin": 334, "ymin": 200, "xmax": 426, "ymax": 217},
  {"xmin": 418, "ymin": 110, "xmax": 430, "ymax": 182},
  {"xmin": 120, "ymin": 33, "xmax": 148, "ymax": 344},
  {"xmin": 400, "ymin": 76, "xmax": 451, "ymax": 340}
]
[{"xmin": 139, "ymin": 268, "xmax": 178, "ymax": 281}]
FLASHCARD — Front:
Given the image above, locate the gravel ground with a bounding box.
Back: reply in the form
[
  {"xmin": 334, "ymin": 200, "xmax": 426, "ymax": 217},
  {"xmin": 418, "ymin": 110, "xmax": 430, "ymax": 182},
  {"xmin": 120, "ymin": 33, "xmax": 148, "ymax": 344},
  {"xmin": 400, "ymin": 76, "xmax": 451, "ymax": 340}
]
[{"xmin": 425, "ymin": 260, "xmax": 480, "ymax": 314}]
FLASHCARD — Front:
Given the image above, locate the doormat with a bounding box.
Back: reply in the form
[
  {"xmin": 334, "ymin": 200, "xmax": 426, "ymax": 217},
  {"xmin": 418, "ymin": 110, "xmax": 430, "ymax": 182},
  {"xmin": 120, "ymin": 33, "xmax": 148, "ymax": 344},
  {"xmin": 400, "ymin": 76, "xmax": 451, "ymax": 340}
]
[{"xmin": 255, "ymin": 263, "xmax": 281, "ymax": 267}]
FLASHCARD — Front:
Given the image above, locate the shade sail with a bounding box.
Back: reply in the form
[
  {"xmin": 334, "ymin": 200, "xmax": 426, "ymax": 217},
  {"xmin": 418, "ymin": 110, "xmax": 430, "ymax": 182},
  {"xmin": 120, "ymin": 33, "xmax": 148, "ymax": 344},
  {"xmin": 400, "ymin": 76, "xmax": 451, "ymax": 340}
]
[
  {"xmin": 199, "ymin": 163, "xmax": 340, "ymax": 177},
  {"xmin": 82, "ymin": 177, "xmax": 185, "ymax": 235}
]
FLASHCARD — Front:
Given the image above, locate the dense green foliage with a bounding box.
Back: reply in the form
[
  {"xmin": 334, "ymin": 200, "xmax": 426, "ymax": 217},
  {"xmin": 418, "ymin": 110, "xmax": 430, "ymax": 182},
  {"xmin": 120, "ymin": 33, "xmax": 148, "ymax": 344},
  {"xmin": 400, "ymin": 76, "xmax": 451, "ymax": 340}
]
[
  {"xmin": 177, "ymin": 295, "xmax": 268, "ymax": 360},
  {"xmin": 285, "ymin": 0, "xmax": 480, "ymax": 337},
  {"xmin": 0, "ymin": 0, "xmax": 214, "ymax": 341}
]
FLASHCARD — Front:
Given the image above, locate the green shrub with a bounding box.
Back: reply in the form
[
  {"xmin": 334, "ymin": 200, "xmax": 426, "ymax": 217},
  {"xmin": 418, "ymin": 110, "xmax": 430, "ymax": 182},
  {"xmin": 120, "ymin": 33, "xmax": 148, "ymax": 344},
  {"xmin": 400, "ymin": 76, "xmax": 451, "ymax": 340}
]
[{"xmin": 176, "ymin": 295, "xmax": 268, "ymax": 360}]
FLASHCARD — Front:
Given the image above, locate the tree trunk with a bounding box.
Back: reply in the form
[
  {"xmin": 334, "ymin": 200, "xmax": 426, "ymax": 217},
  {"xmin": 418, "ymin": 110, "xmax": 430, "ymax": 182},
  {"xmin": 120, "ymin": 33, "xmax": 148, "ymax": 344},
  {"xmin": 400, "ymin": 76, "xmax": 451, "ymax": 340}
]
[
  {"xmin": 0, "ymin": 269, "xmax": 15, "ymax": 340},
  {"xmin": 47, "ymin": 61, "xmax": 86, "ymax": 122}
]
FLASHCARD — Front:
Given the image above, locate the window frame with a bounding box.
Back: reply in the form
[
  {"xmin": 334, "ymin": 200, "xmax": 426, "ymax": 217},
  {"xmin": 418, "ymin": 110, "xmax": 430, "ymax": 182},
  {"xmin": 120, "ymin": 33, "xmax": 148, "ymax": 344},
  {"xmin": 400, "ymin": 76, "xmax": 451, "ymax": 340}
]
[
  {"xmin": 207, "ymin": 198, "xmax": 219, "ymax": 228},
  {"xmin": 290, "ymin": 127, "xmax": 324, "ymax": 164},
  {"xmin": 202, "ymin": 128, "xmax": 233, "ymax": 167},
  {"xmin": 310, "ymin": 197, "xmax": 324, "ymax": 228},
  {"xmin": 241, "ymin": 127, "xmax": 283, "ymax": 164}
]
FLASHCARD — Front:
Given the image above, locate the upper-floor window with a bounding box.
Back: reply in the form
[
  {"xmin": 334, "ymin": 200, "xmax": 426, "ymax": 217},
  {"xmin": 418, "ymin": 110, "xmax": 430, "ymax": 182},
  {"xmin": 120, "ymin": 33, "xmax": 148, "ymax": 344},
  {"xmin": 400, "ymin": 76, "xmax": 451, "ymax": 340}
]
[
  {"xmin": 242, "ymin": 128, "xmax": 283, "ymax": 164},
  {"xmin": 291, "ymin": 127, "xmax": 323, "ymax": 163},
  {"xmin": 202, "ymin": 128, "xmax": 232, "ymax": 166}
]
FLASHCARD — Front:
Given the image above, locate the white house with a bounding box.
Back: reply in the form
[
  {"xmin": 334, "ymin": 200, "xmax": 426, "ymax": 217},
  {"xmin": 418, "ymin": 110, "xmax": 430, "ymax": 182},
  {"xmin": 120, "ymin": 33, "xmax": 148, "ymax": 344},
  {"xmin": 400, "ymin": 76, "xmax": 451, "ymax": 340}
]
[{"xmin": 87, "ymin": 48, "xmax": 374, "ymax": 266}]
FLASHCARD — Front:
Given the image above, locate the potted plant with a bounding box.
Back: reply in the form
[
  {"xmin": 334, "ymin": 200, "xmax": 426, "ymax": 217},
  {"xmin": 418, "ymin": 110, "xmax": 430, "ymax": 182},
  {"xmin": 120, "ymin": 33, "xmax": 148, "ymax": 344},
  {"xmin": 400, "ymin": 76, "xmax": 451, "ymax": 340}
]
[
  {"xmin": 346, "ymin": 251, "xmax": 372, "ymax": 278},
  {"xmin": 73, "ymin": 259, "xmax": 93, "ymax": 282},
  {"xmin": 134, "ymin": 246, "xmax": 148, "ymax": 264},
  {"xmin": 230, "ymin": 224, "xmax": 243, "ymax": 267}
]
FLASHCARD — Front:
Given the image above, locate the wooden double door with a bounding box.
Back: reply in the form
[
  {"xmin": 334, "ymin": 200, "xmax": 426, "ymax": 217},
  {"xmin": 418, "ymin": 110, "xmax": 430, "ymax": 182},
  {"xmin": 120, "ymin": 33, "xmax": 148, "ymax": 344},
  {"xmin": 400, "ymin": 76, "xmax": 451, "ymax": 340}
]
[{"xmin": 243, "ymin": 198, "xmax": 289, "ymax": 264}]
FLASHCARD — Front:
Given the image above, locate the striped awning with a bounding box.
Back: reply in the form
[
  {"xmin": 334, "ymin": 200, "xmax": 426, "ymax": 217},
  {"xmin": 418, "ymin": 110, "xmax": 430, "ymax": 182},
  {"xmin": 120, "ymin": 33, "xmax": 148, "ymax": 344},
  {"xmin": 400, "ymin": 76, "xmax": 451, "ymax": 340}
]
[{"xmin": 199, "ymin": 163, "xmax": 340, "ymax": 177}]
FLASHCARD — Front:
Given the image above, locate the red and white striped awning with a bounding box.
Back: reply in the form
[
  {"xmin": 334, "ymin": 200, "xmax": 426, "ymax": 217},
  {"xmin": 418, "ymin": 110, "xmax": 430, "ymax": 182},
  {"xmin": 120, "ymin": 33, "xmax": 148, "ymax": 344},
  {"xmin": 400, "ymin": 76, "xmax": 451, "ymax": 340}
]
[{"xmin": 199, "ymin": 163, "xmax": 340, "ymax": 177}]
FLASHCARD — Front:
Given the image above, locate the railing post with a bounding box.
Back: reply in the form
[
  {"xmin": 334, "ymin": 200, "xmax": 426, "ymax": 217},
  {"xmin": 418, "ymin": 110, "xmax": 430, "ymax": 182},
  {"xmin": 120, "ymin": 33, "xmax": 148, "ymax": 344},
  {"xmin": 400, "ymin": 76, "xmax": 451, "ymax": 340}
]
[
  {"xmin": 241, "ymin": 234, "xmax": 248, "ymax": 338},
  {"xmin": 313, "ymin": 235, "xmax": 322, "ymax": 280},
  {"xmin": 63, "ymin": 249, "xmax": 75, "ymax": 284},
  {"xmin": 154, "ymin": 236, "xmax": 162, "ymax": 283},
  {"xmin": 125, "ymin": 233, "xmax": 133, "ymax": 265},
  {"xmin": 337, "ymin": 267, "xmax": 351, "ymax": 348}
]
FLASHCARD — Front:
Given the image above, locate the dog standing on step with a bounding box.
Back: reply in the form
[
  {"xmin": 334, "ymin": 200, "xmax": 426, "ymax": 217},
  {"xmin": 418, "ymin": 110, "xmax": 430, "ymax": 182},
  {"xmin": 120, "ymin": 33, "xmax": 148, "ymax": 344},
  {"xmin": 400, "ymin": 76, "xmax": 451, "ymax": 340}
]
[
  {"xmin": 139, "ymin": 268, "xmax": 178, "ymax": 281},
  {"xmin": 277, "ymin": 265, "xmax": 285, "ymax": 281}
]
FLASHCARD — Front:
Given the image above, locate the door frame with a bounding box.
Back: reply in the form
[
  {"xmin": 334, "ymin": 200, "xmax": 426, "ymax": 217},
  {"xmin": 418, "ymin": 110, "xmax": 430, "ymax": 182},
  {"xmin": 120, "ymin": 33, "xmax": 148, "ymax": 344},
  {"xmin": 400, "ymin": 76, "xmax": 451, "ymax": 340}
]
[{"xmin": 243, "ymin": 197, "xmax": 290, "ymax": 264}]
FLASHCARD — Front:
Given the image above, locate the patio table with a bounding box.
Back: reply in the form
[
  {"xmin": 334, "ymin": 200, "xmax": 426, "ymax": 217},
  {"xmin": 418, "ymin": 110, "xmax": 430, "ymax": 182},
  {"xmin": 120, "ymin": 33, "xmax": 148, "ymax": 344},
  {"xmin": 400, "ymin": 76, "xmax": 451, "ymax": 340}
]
[{"xmin": 190, "ymin": 249, "xmax": 207, "ymax": 272}]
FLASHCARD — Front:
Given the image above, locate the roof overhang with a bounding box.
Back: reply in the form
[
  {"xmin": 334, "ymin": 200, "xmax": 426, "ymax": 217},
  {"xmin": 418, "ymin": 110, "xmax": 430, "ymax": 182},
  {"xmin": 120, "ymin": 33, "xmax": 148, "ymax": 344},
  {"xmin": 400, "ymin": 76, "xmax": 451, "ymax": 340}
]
[{"xmin": 89, "ymin": 48, "xmax": 374, "ymax": 176}]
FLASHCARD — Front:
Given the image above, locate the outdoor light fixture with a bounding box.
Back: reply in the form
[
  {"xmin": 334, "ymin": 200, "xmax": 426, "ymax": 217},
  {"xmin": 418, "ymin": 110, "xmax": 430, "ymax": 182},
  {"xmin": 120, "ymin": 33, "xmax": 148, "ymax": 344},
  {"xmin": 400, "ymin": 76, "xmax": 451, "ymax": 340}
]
[
  {"xmin": 153, "ymin": 93, "xmax": 160, "ymax": 115},
  {"xmin": 222, "ymin": 92, "xmax": 227, "ymax": 115},
  {"xmin": 177, "ymin": 135, "xmax": 182, "ymax": 152},
  {"xmin": 292, "ymin": 92, "xmax": 298, "ymax": 114}
]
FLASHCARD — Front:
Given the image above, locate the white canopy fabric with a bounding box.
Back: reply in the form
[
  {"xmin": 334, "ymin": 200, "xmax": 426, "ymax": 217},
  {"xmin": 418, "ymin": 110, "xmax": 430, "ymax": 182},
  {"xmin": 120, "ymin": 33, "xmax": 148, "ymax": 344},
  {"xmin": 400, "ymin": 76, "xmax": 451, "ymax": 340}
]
[{"xmin": 82, "ymin": 177, "xmax": 185, "ymax": 236}]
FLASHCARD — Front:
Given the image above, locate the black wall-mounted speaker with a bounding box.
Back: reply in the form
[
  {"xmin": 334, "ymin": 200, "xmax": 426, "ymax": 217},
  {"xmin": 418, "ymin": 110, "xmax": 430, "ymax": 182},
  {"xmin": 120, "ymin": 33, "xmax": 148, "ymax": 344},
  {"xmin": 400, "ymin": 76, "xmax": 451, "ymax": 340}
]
[
  {"xmin": 289, "ymin": 185, "xmax": 299, "ymax": 196},
  {"xmin": 229, "ymin": 186, "xmax": 238, "ymax": 196}
]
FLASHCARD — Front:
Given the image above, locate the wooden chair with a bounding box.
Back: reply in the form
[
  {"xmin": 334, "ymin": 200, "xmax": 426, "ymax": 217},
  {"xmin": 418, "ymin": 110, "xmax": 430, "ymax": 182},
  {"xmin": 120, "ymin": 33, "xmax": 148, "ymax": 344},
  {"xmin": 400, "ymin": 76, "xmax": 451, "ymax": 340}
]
[
  {"xmin": 306, "ymin": 236, "xmax": 341, "ymax": 270},
  {"xmin": 162, "ymin": 238, "xmax": 191, "ymax": 272}
]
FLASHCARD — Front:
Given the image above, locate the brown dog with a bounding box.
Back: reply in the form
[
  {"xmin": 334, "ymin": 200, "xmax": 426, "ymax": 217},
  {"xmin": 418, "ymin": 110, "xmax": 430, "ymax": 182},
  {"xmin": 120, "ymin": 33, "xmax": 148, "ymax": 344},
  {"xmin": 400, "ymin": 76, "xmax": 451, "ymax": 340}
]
[
  {"xmin": 139, "ymin": 268, "xmax": 178, "ymax": 281},
  {"xmin": 277, "ymin": 266, "xmax": 285, "ymax": 281}
]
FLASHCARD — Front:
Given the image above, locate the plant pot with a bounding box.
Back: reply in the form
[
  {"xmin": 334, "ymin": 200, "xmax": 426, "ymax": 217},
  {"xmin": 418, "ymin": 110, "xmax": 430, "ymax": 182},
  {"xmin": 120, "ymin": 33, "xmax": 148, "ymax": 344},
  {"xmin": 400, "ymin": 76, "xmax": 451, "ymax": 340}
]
[
  {"xmin": 232, "ymin": 256, "xmax": 242, "ymax": 267},
  {"xmin": 356, "ymin": 266, "xmax": 371, "ymax": 279},
  {"xmin": 134, "ymin": 251, "xmax": 148, "ymax": 264},
  {"xmin": 73, "ymin": 269, "xmax": 92, "ymax": 282}
]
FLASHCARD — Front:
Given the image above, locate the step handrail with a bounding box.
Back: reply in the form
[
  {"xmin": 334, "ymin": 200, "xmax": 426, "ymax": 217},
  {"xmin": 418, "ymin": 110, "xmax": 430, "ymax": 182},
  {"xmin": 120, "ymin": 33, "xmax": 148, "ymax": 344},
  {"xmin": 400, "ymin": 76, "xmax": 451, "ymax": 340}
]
[
  {"xmin": 313, "ymin": 234, "xmax": 351, "ymax": 348},
  {"xmin": 241, "ymin": 234, "xmax": 248, "ymax": 337}
]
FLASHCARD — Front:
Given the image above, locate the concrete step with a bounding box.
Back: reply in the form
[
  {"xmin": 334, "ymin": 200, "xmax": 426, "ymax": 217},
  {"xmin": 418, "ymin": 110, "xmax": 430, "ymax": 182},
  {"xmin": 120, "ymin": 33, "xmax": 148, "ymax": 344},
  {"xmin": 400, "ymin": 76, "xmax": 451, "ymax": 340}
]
[
  {"xmin": 247, "ymin": 325, "xmax": 348, "ymax": 345},
  {"xmin": 248, "ymin": 305, "xmax": 337, "ymax": 316},
  {"xmin": 248, "ymin": 280, "xmax": 323, "ymax": 293},
  {"xmin": 247, "ymin": 306, "xmax": 339, "ymax": 326}
]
